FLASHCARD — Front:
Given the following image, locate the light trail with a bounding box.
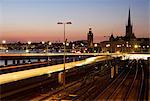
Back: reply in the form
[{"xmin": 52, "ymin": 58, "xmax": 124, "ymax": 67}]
[
  {"xmin": 0, "ymin": 56, "xmax": 109, "ymax": 85},
  {"xmin": 0, "ymin": 53, "xmax": 119, "ymax": 57},
  {"xmin": 0, "ymin": 53, "xmax": 149, "ymax": 60},
  {"xmin": 0, "ymin": 53, "xmax": 149, "ymax": 84}
]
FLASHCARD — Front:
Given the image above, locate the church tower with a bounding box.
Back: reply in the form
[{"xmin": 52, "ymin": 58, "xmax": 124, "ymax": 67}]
[
  {"xmin": 125, "ymin": 9, "xmax": 136, "ymax": 40},
  {"xmin": 87, "ymin": 27, "xmax": 93, "ymax": 48}
]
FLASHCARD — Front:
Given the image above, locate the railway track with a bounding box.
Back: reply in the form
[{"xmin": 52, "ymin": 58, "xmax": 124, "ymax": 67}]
[
  {"xmin": 36, "ymin": 63, "xmax": 113, "ymax": 101},
  {"xmin": 123, "ymin": 62, "xmax": 144, "ymax": 100},
  {"xmin": 31, "ymin": 59, "xmax": 148, "ymax": 101},
  {"xmin": 1, "ymin": 58, "xmax": 126, "ymax": 101},
  {"xmin": 107, "ymin": 62, "xmax": 139, "ymax": 100},
  {"xmin": 96, "ymin": 59, "xmax": 146, "ymax": 100},
  {"xmin": 95, "ymin": 67, "xmax": 130, "ymax": 100}
]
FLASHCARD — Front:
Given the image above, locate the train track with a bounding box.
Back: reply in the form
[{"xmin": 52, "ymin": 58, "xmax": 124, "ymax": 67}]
[
  {"xmin": 95, "ymin": 66, "xmax": 130, "ymax": 100},
  {"xmin": 96, "ymin": 60, "xmax": 146, "ymax": 100},
  {"xmin": 107, "ymin": 62, "xmax": 139, "ymax": 100},
  {"xmin": 125, "ymin": 61, "xmax": 145, "ymax": 101},
  {"xmin": 61, "ymin": 65, "xmax": 116, "ymax": 100},
  {"xmin": 1, "ymin": 59, "xmax": 126, "ymax": 101},
  {"xmin": 35, "ymin": 64, "xmax": 112, "ymax": 101},
  {"xmin": 31, "ymin": 59, "xmax": 148, "ymax": 101}
]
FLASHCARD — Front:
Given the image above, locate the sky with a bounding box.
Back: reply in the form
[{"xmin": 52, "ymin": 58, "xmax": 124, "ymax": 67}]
[{"xmin": 0, "ymin": 0, "xmax": 149, "ymax": 43}]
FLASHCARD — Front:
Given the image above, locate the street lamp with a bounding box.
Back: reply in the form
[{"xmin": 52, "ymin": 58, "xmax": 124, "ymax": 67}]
[
  {"xmin": 134, "ymin": 45, "xmax": 138, "ymax": 49},
  {"xmin": 57, "ymin": 21, "xmax": 72, "ymax": 91},
  {"xmin": 26, "ymin": 41, "xmax": 31, "ymax": 53},
  {"xmin": 2, "ymin": 40, "xmax": 6, "ymax": 44},
  {"xmin": 66, "ymin": 42, "xmax": 69, "ymax": 46},
  {"xmin": 42, "ymin": 41, "xmax": 45, "ymax": 44},
  {"xmin": 94, "ymin": 43, "xmax": 98, "ymax": 53},
  {"xmin": 41, "ymin": 41, "xmax": 45, "ymax": 52},
  {"xmin": 94, "ymin": 43, "xmax": 97, "ymax": 47},
  {"xmin": 2, "ymin": 40, "xmax": 6, "ymax": 52},
  {"xmin": 47, "ymin": 41, "xmax": 52, "ymax": 53},
  {"xmin": 49, "ymin": 42, "xmax": 52, "ymax": 45},
  {"xmin": 27, "ymin": 41, "xmax": 31, "ymax": 45}
]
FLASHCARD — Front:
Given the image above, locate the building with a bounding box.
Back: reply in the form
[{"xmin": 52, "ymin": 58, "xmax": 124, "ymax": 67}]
[
  {"xmin": 125, "ymin": 9, "xmax": 136, "ymax": 40},
  {"xmin": 87, "ymin": 27, "xmax": 94, "ymax": 52},
  {"xmin": 100, "ymin": 9, "xmax": 150, "ymax": 53}
]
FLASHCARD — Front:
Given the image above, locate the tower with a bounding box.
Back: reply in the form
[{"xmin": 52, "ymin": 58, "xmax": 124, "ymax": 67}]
[
  {"xmin": 109, "ymin": 34, "xmax": 114, "ymax": 41},
  {"xmin": 125, "ymin": 9, "xmax": 136, "ymax": 40},
  {"xmin": 87, "ymin": 27, "xmax": 93, "ymax": 48}
]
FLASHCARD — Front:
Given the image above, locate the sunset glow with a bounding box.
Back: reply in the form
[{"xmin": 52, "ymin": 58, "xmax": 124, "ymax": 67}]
[{"xmin": 0, "ymin": 0, "xmax": 149, "ymax": 42}]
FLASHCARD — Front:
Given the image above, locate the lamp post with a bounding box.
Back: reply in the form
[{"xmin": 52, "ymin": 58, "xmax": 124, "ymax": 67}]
[
  {"xmin": 46, "ymin": 41, "xmax": 51, "ymax": 64},
  {"xmin": 26, "ymin": 41, "xmax": 31, "ymax": 53},
  {"xmin": 57, "ymin": 21, "xmax": 72, "ymax": 92},
  {"xmin": 41, "ymin": 41, "xmax": 46, "ymax": 53},
  {"xmin": 134, "ymin": 44, "xmax": 138, "ymax": 52},
  {"xmin": 2, "ymin": 40, "xmax": 6, "ymax": 52},
  {"xmin": 2, "ymin": 40, "xmax": 6, "ymax": 44},
  {"xmin": 47, "ymin": 41, "xmax": 52, "ymax": 53}
]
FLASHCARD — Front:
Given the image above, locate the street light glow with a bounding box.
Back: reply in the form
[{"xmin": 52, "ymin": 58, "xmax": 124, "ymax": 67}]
[
  {"xmin": 27, "ymin": 41, "xmax": 31, "ymax": 45},
  {"xmin": 72, "ymin": 44, "xmax": 75, "ymax": 47},
  {"xmin": 66, "ymin": 43, "xmax": 69, "ymax": 46},
  {"xmin": 42, "ymin": 41, "xmax": 45, "ymax": 44},
  {"xmin": 49, "ymin": 42, "xmax": 52, "ymax": 45},
  {"xmin": 25, "ymin": 49, "xmax": 29, "ymax": 53},
  {"xmin": 5, "ymin": 50, "xmax": 8, "ymax": 53},
  {"xmin": 134, "ymin": 45, "xmax": 138, "ymax": 48},
  {"xmin": 2, "ymin": 40, "xmax": 6, "ymax": 44},
  {"xmin": 94, "ymin": 43, "xmax": 97, "ymax": 47}
]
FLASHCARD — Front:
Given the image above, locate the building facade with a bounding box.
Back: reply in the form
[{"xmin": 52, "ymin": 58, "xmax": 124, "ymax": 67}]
[
  {"xmin": 100, "ymin": 9, "xmax": 150, "ymax": 53},
  {"xmin": 87, "ymin": 27, "xmax": 93, "ymax": 47},
  {"xmin": 87, "ymin": 27, "xmax": 94, "ymax": 52}
]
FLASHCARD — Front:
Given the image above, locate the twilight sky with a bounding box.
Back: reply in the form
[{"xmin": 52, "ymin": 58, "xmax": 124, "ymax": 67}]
[{"xmin": 0, "ymin": 0, "xmax": 149, "ymax": 43}]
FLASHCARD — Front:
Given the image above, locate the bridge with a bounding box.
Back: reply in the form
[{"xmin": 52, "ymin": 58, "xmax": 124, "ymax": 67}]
[
  {"xmin": 0, "ymin": 53, "xmax": 149, "ymax": 100},
  {"xmin": 0, "ymin": 52, "xmax": 149, "ymax": 60}
]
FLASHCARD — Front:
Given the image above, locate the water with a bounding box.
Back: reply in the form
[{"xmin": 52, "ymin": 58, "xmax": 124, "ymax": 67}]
[
  {"xmin": 0, "ymin": 50, "xmax": 39, "ymax": 54},
  {"xmin": 0, "ymin": 59, "xmax": 47, "ymax": 66},
  {"xmin": 0, "ymin": 50, "xmax": 48, "ymax": 66},
  {"xmin": 0, "ymin": 50, "xmax": 88, "ymax": 66}
]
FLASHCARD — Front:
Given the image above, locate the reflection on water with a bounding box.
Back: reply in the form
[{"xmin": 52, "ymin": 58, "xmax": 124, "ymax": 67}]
[
  {"xmin": 0, "ymin": 50, "xmax": 40, "ymax": 54},
  {"xmin": 0, "ymin": 59, "xmax": 46, "ymax": 66},
  {"xmin": 0, "ymin": 50, "xmax": 48, "ymax": 66}
]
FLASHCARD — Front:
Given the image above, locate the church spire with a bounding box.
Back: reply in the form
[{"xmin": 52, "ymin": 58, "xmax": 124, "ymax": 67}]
[
  {"xmin": 125, "ymin": 8, "xmax": 136, "ymax": 40},
  {"xmin": 128, "ymin": 8, "xmax": 131, "ymax": 26}
]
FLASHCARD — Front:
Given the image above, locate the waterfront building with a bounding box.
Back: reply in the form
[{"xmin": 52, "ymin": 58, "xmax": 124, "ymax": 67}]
[{"xmin": 100, "ymin": 9, "xmax": 150, "ymax": 53}]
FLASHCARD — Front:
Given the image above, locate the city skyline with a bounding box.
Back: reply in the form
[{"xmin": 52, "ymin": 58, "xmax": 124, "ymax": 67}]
[{"xmin": 0, "ymin": 0, "xmax": 149, "ymax": 43}]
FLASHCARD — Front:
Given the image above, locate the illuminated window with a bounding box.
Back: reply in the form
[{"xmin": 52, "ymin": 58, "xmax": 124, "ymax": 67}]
[
  {"xmin": 106, "ymin": 44, "xmax": 110, "ymax": 47},
  {"xmin": 134, "ymin": 45, "xmax": 138, "ymax": 48},
  {"xmin": 117, "ymin": 45, "xmax": 121, "ymax": 47}
]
